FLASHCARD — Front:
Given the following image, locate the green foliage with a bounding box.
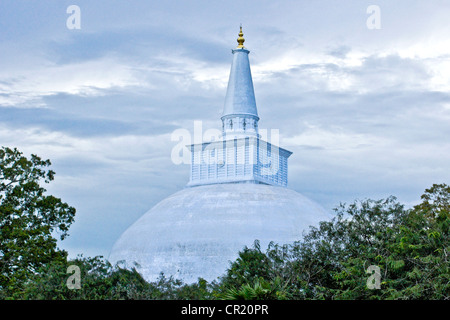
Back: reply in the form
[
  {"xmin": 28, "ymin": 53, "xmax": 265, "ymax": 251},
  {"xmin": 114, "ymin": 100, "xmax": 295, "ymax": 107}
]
[
  {"xmin": 22, "ymin": 255, "xmax": 219, "ymax": 300},
  {"xmin": 146, "ymin": 274, "xmax": 218, "ymax": 300},
  {"xmin": 216, "ymin": 184, "xmax": 449, "ymax": 300},
  {"xmin": 0, "ymin": 147, "xmax": 76, "ymax": 298},
  {"xmin": 329, "ymin": 184, "xmax": 449, "ymax": 300},
  {"xmin": 219, "ymin": 240, "xmax": 272, "ymax": 289},
  {"xmin": 220, "ymin": 277, "xmax": 289, "ymax": 300},
  {"xmin": 22, "ymin": 255, "xmax": 151, "ymax": 299}
]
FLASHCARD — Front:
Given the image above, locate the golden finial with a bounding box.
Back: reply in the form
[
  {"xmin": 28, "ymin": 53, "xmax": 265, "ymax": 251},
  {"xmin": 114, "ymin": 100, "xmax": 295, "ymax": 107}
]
[{"xmin": 236, "ymin": 25, "xmax": 245, "ymax": 49}]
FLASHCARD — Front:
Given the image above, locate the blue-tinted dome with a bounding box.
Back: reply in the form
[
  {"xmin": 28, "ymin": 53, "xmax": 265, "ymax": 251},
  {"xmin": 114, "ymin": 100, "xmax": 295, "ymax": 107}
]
[{"xmin": 108, "ymin": 183, "xmax": 331, "ymax": 283}]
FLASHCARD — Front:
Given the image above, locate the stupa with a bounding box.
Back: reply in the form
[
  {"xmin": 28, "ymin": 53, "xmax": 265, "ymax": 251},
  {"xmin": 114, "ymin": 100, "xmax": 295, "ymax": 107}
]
[{"xmin": 108, "ymin": 27, "xmax": 331, "ymax": 283}]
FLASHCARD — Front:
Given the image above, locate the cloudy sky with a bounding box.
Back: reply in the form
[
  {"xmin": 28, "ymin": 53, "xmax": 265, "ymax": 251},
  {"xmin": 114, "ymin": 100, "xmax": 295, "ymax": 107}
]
[{"xmin": 1, "ymin": 0, "xmax": 449, "ymax": 258}]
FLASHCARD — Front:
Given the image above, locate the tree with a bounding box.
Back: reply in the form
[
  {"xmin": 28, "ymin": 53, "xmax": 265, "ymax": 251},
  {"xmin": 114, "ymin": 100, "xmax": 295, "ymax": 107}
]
[
  {"xmin": 219, "ymin": 240, "xmax": 273, "ymax": 289},
  {"xmin": 220, "ymin": 277, "xmax": 289, "ymax": 300},
  {"xmin": 328, "ymin": 184, "xmax": 449, "ymax": 299},
  {"xmin": 0, "ymin": 147, "xmax": 76, "ymax": 298},
  {"xmin": 22, "ymin": 255, "xmax": 154, "ymax": 300},
  {"xmin": 219, "ymin": 184, "xmax": 449, "ymax": 300}
]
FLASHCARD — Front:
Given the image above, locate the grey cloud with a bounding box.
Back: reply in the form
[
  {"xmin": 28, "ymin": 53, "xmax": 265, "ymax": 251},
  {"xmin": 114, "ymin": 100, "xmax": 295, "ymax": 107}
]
[
  {"xmin": 46, "ymin": 27, "xmax": 231, "ymax": 65},
  {"xmin": 327, "ymin": 45, "xmax": 352, "ymax": 59}
]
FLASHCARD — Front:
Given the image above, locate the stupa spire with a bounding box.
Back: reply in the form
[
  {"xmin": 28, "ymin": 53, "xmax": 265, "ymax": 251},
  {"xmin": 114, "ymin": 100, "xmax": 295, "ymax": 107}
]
[{"xmin": 222, "ymin": 26, "xmax": 259, "ymax": 138}]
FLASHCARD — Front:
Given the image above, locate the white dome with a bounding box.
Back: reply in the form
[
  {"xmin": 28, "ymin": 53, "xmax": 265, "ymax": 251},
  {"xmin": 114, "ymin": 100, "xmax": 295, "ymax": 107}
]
[{"xmin": 108, "ymin": 183, "xmax": 331, "ymax": 283}]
